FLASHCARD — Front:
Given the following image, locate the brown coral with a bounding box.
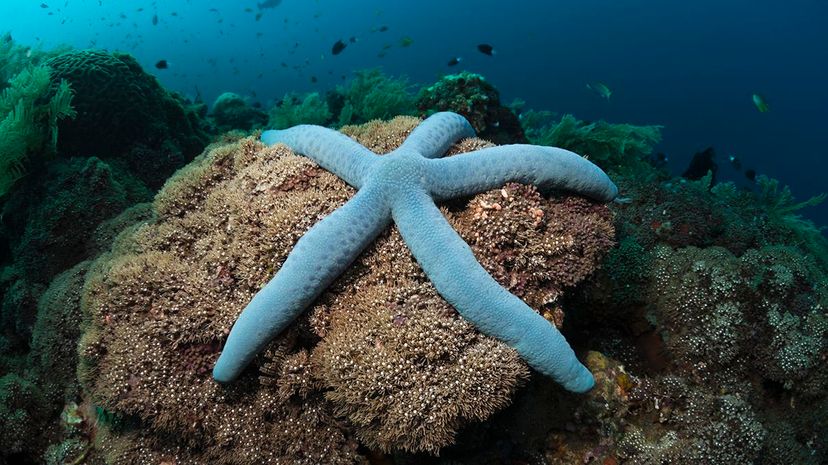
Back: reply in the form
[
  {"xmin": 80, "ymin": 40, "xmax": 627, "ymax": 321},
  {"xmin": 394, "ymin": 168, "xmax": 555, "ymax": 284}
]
[
  {"xmin": 451, "ymin": 183, "xmax": 615, "ymax": 311},
  {"xmin": 77, "ymin": 116, "xmax": 615, "ymax": 460},
  {"xmin": 312, "ymin": 280, "xmax": 531, "ymax": 454}
]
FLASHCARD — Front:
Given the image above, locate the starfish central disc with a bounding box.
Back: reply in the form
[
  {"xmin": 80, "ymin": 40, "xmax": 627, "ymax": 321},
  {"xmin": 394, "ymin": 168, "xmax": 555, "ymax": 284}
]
[{"xmin": 367, "ymin": 150, "xmax": 430, "ymax": 198}]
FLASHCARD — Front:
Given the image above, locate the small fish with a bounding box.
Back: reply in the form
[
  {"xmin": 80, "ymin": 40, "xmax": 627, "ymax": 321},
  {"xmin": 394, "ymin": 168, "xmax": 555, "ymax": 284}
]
[
  {"xmin": 447, "ymin": 57, "xmax": 461, "ymax": 66},
  {"xmin": 745, "ymin": 169, "xmax": 756, "ymax": 182},
  {"xmin": 152, "ymin": 14, "xmax": 158, "ymax": 25},
  {"xmin": 257, "ymin": 0, "xmax": 282, "ymax": 10},
  {"xmin": 349, "ymin": 36, "xmax": 357, "ymax": 43},
  {"xmin": 255, "ymin": 12, "xmax": 263, "ymax": 21},
  {"xmin": 477, "ymin": 43, "xmax": 495, "ymax": 56},
  {"xmin": 728, "ymin": 155, "xmax": 742, "ymax": 171},
  {"xmin": 155, "ymin": 59, "xmax": 169, "ymax": 69},
  {"xmin": 379, "ymin": 25, "xmax": 388, "ymax": 32},
  {"xmin": 400, "ymin": 36, "xmax": 414, "ymax": 47},
  {"xmin": 752, "ymin": 93, "xmax": 769, "ymax": 112},
  {"xmin": 332, "ymin": 39, "xmax": 346, "ymax": 55},
  {"xmin": 41, "ymin": 3, "xmax": 49, "ymax": 8},
  {"xmin": 586, "ymin": 82, "xmax": 612, "ymax": 100},
  {"xmin": 310, "ymin": 76, "xmax": 318, "ymax": 83}
]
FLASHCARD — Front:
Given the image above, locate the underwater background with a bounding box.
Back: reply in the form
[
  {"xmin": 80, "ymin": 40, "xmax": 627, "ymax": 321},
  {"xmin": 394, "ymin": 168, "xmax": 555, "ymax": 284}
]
[
  {"xmin": 1, "ymin": 1, "xmax": 827, "ymax": 464},
  {"xmin": 4, "ymin": 0, "xmax": 827, "ymax": 226}
]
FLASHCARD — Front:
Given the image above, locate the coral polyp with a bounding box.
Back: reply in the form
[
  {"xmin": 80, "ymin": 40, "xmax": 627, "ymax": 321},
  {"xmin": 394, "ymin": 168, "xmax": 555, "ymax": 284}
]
[{"xmin": 214, "ymin": 112, "xmax": 618, "ymax": 392}]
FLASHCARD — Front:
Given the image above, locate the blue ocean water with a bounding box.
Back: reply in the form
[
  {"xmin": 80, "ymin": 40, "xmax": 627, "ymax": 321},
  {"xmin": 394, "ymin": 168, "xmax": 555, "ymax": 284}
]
[{"xmin": 2, "ymin": 0, "xmax": 827, "ymax": 226}]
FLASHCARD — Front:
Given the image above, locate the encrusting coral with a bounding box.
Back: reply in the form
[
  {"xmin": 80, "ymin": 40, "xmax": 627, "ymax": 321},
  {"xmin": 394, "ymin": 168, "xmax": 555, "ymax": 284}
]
[
  {"xmin": 216, "ymin": 112, "xmax": 617, "ymax": 393},
  {"xmin": 76, "ymin": 116, "xmax": 615, "ymax": 460},
  {"xmin": 0, "ymin": 155, "xmax": 150, "ymax": 350},
  {"xmin": 561, "ymin": 179, "xmax": 828, "ymax": 463}
]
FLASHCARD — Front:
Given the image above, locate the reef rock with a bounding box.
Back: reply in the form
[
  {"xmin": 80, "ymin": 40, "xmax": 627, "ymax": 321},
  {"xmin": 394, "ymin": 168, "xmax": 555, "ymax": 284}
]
[{"xmin": 77, "ymin": 116, "xmax": 614, "ymax": 462}]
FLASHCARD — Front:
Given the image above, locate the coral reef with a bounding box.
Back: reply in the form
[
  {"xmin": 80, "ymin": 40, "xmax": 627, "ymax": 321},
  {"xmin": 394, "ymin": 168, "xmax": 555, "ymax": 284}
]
[
  {"xmin": 0, "ymin": 372, "xmax": 50, "ymax": 457},
  {"xmin": 0, "ymin": 262, "xmax": 92, "ymax": 462},
  {"xmin": 0, "ymin": 49, "xmax": 211, "ymax": 376},
  {"xmin": 27, "ymin": 261, "xmax": 91, "ymax": 405},
  {"xmin": 75, "ymin": 116, "xmax": 614, "ymax": 461},
  {"xmin": 210, "ymin": 92, "xmax": 268, "ymax": 132},
  {"xmin": 512, "ymin": 103, "xmax": 827, "ymax": 464},
  {"xmin": 451, "ymin": 184, "xmax": 615, "ymax": 311},
  {"xmin": 416, "ymin": 71, "xmax": 526, "ymax": 144},
  {"xmin": 0, "ymin": 64, "xmax": 75, "ymax": 197},
  {"xmin": 335, "ymin": 69, "xmax": 417, "ymax": 125},
  {"xmin": 1, "ymin": 52, "xmax": 824, "ymax": 463},
  {"xmin": 561, "ymin": 176, "xmax": 828, "ymax": 464},
  {"xmin": 45, "ymin": 49, "xmax": 210, "ymax": 182},
  {"xmin": 267, "ymin": 92, "xmax": 332, "ymax": 129},
  {"xmin": 0, "ymin": 32, "xmax": 69, "ymax": 88},
  {"xmin": 0, "ymin": 156, "xmax": 150, "ymax": 349},
  {"xmin": 313, "ymin": 281, "xmax": 531, "ymax": 453},
  {"xmin": 221, "ymin": 112, "xmax": 616, "ymax": 392},
  {"xmin": 522, "ymin": 112, "xmax": 663, "ymax": 175}
]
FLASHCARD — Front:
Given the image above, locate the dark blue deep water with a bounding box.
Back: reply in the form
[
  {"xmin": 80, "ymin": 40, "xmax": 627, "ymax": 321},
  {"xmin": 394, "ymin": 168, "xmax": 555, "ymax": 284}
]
[
  {"xmin": 4, "ymin": 3, "xmax": 828, "ymax": 464},
  {"xmin": 0, "ymin": 0, "xmax": 828, "ymax": 224},
  {"xmin": 3, "ymin": 0, "xmax": 826, "ymax": 226}
]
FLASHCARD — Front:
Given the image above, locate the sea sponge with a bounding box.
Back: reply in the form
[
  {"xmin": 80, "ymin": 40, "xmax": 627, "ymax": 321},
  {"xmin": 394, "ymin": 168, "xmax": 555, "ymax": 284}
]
[{"xmin": 77, "ymin": 116, "xmax": 614, "ymax": 460}]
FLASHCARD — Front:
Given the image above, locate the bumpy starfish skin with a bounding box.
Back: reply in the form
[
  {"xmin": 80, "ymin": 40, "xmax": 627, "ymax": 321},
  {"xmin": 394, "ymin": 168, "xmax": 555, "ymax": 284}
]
[{"xmin": 213, "ymin": 112, "xmax": 618, "ymax": 392}]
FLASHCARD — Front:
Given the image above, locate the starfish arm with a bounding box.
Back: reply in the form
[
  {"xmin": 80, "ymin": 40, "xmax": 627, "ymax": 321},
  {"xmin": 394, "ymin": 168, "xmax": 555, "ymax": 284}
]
[
  {"xmin": 396, "ymin": 112, "xmax": 476, "ymax": 159},
  {"xmin": 213, "ymin": 186, "xmax": 391, "ymax": 382},
  {"xmin": 392, "ymin": 191, "xmax": 595, "ymax": 393},
  {"xmin": 427, "ymin": 145, "xmax": 619, "ymax": 202},
  {"xmin": 262, "ymin": 126, "xmax": 378, "ymax": 188}
]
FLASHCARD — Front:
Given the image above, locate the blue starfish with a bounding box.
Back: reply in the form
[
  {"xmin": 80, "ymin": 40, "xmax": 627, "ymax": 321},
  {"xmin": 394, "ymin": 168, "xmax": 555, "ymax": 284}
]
[{"xmin": 213, "ymin": 112, "xmax": 618, "ymax": 392}]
